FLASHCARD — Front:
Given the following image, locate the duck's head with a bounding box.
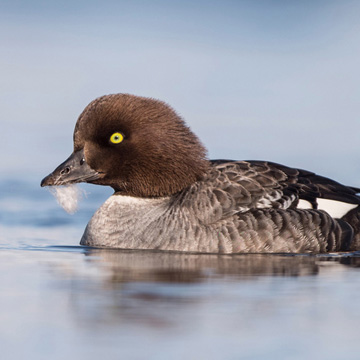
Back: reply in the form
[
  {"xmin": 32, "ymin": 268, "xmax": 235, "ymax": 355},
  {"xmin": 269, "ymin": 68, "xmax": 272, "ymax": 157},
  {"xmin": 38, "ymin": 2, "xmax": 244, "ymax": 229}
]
[{"xmin": 41, "ymin": 94, "xmax": 209, "ymax": 197}]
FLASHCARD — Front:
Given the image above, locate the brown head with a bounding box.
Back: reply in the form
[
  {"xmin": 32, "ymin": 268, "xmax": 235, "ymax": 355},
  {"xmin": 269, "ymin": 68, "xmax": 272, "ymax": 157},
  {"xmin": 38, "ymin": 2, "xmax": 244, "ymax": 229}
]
[{"xmin": 41, "ymin": 94, "xmax": 209, "ymax": 197}]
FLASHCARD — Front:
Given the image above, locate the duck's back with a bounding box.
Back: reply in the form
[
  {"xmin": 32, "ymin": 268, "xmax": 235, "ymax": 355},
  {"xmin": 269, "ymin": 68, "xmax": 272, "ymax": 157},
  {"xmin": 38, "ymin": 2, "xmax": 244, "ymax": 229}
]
[{"xmin": 177, "ymin": 160, "xmax": 360, "ymax": 252}]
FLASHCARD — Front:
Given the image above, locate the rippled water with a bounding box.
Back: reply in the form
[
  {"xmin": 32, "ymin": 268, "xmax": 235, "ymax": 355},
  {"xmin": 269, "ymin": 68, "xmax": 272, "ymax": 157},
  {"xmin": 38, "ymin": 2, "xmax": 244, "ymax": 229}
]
[{"xmin": 1, "ymin": 177, "xmax": 360, "ymax": 360}]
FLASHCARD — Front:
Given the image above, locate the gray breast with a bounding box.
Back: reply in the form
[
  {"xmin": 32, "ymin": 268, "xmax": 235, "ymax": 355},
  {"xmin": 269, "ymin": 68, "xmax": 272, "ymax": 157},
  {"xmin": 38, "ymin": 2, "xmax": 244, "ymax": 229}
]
[
  {"xmin": 80, "ymin": 193, "xmax": 353, "ymax": 253},
  {"xmin": 81, "ymin": 194, "xmax": 219, "ymax": 252}
]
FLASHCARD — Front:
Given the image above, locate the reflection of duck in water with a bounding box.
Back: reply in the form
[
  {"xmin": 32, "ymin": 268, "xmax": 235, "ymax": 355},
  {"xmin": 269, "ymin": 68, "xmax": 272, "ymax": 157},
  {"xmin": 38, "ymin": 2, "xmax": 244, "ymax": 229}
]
[
  {"xmin": 42, "ymin": 94, "xmax": 360, "ymax": 253},
  {"xmin": 84, "ymin": 250, "xmax": 321, "ymax": 282},
  {"xmin": 81, "ymin": 249, "xmax": 360, "ymax": 284}
]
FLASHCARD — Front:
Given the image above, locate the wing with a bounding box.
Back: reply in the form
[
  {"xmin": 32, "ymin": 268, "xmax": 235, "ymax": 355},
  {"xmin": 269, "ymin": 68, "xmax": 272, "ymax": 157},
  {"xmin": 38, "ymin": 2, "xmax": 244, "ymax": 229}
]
[{"xmin": 178, "ymin": 160, "xmax": 360, "ymax": 225}]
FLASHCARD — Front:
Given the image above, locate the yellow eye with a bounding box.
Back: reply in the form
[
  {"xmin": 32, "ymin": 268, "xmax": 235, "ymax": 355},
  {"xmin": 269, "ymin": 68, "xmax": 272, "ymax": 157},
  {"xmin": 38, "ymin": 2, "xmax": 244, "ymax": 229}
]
[{"xmin": 110, "ymin": 132, "xmax": 124, "ymax": 144}]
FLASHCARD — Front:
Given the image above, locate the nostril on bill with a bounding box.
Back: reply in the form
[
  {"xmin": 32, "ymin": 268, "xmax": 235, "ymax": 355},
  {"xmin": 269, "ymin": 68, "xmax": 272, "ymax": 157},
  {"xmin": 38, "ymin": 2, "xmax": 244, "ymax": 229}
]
[{"xmin": 60, "ymin": 167, "xmax": 71, "ymax": 175}]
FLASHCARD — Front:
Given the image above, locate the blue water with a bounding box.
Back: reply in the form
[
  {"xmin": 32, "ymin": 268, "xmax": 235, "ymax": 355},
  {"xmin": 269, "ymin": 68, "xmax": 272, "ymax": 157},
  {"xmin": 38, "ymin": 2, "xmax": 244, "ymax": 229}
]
[{"xmin": 1, "ymin": 176, "xmax": 360, "ymax": 360}]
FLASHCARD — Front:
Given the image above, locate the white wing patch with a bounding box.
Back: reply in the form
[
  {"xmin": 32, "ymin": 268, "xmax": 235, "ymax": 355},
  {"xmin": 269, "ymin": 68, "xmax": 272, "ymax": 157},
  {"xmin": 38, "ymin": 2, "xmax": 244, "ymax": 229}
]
[
  {"xmin": 297, "ymin": 198, "xmax": 358, "ymax": 218},
  {"xmin": 317, "ymin": 198, "xmax": 358, "ymax": 218},
  {"xmin": 297, "ymin": 199, "xmax": 313, "ymax": 209},
  {"xmin": 255, "ymin": 193, "xmax": 296, "ymax": 209},
  {"xmin": 255, "ymin": 192, "xmax": 281, "ymax": 208}
]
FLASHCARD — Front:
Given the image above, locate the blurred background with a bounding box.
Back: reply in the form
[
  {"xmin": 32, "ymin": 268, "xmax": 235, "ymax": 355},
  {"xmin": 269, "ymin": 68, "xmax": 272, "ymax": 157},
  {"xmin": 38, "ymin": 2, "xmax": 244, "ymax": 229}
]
[
  {"xmin": 1, "ymin": 2, "xmax": 360, "ymax": 360},
  {"xmin": 1, "ymin": 0, "xmax": 360, "ymax": 184}
]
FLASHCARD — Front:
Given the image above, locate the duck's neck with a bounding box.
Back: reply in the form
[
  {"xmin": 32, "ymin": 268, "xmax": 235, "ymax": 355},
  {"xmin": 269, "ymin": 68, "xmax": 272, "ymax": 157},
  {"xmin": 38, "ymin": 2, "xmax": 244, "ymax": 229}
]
[{"xmin": 80, "ymin": 194, "xmax": 171, "ymax": 249}]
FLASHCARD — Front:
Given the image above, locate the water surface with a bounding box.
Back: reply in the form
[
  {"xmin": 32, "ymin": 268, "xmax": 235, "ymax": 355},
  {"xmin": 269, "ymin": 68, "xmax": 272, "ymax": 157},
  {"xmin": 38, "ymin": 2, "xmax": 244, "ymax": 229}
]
[{"xmin": 1, "ymin": 177, "xmax": 360, "ymax": 360}]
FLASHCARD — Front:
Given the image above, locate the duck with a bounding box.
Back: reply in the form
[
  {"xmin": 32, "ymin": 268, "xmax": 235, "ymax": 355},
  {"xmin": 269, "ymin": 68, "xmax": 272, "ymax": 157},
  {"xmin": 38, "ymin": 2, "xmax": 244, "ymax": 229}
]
[{"xmin": 41, "ymin": 94, "xmax": 360, "ymax": 253}]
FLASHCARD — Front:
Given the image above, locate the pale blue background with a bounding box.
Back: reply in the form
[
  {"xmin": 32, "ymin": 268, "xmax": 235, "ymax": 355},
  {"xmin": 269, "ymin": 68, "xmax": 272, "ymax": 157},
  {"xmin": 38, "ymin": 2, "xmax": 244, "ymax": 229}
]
[
  {"xmin": 1, "ymin": 0, "xmax": 360, "ymax": 184},
  {"xmin": 1, "ymin": 2, "xmax": 360, "ymax": 360}
]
